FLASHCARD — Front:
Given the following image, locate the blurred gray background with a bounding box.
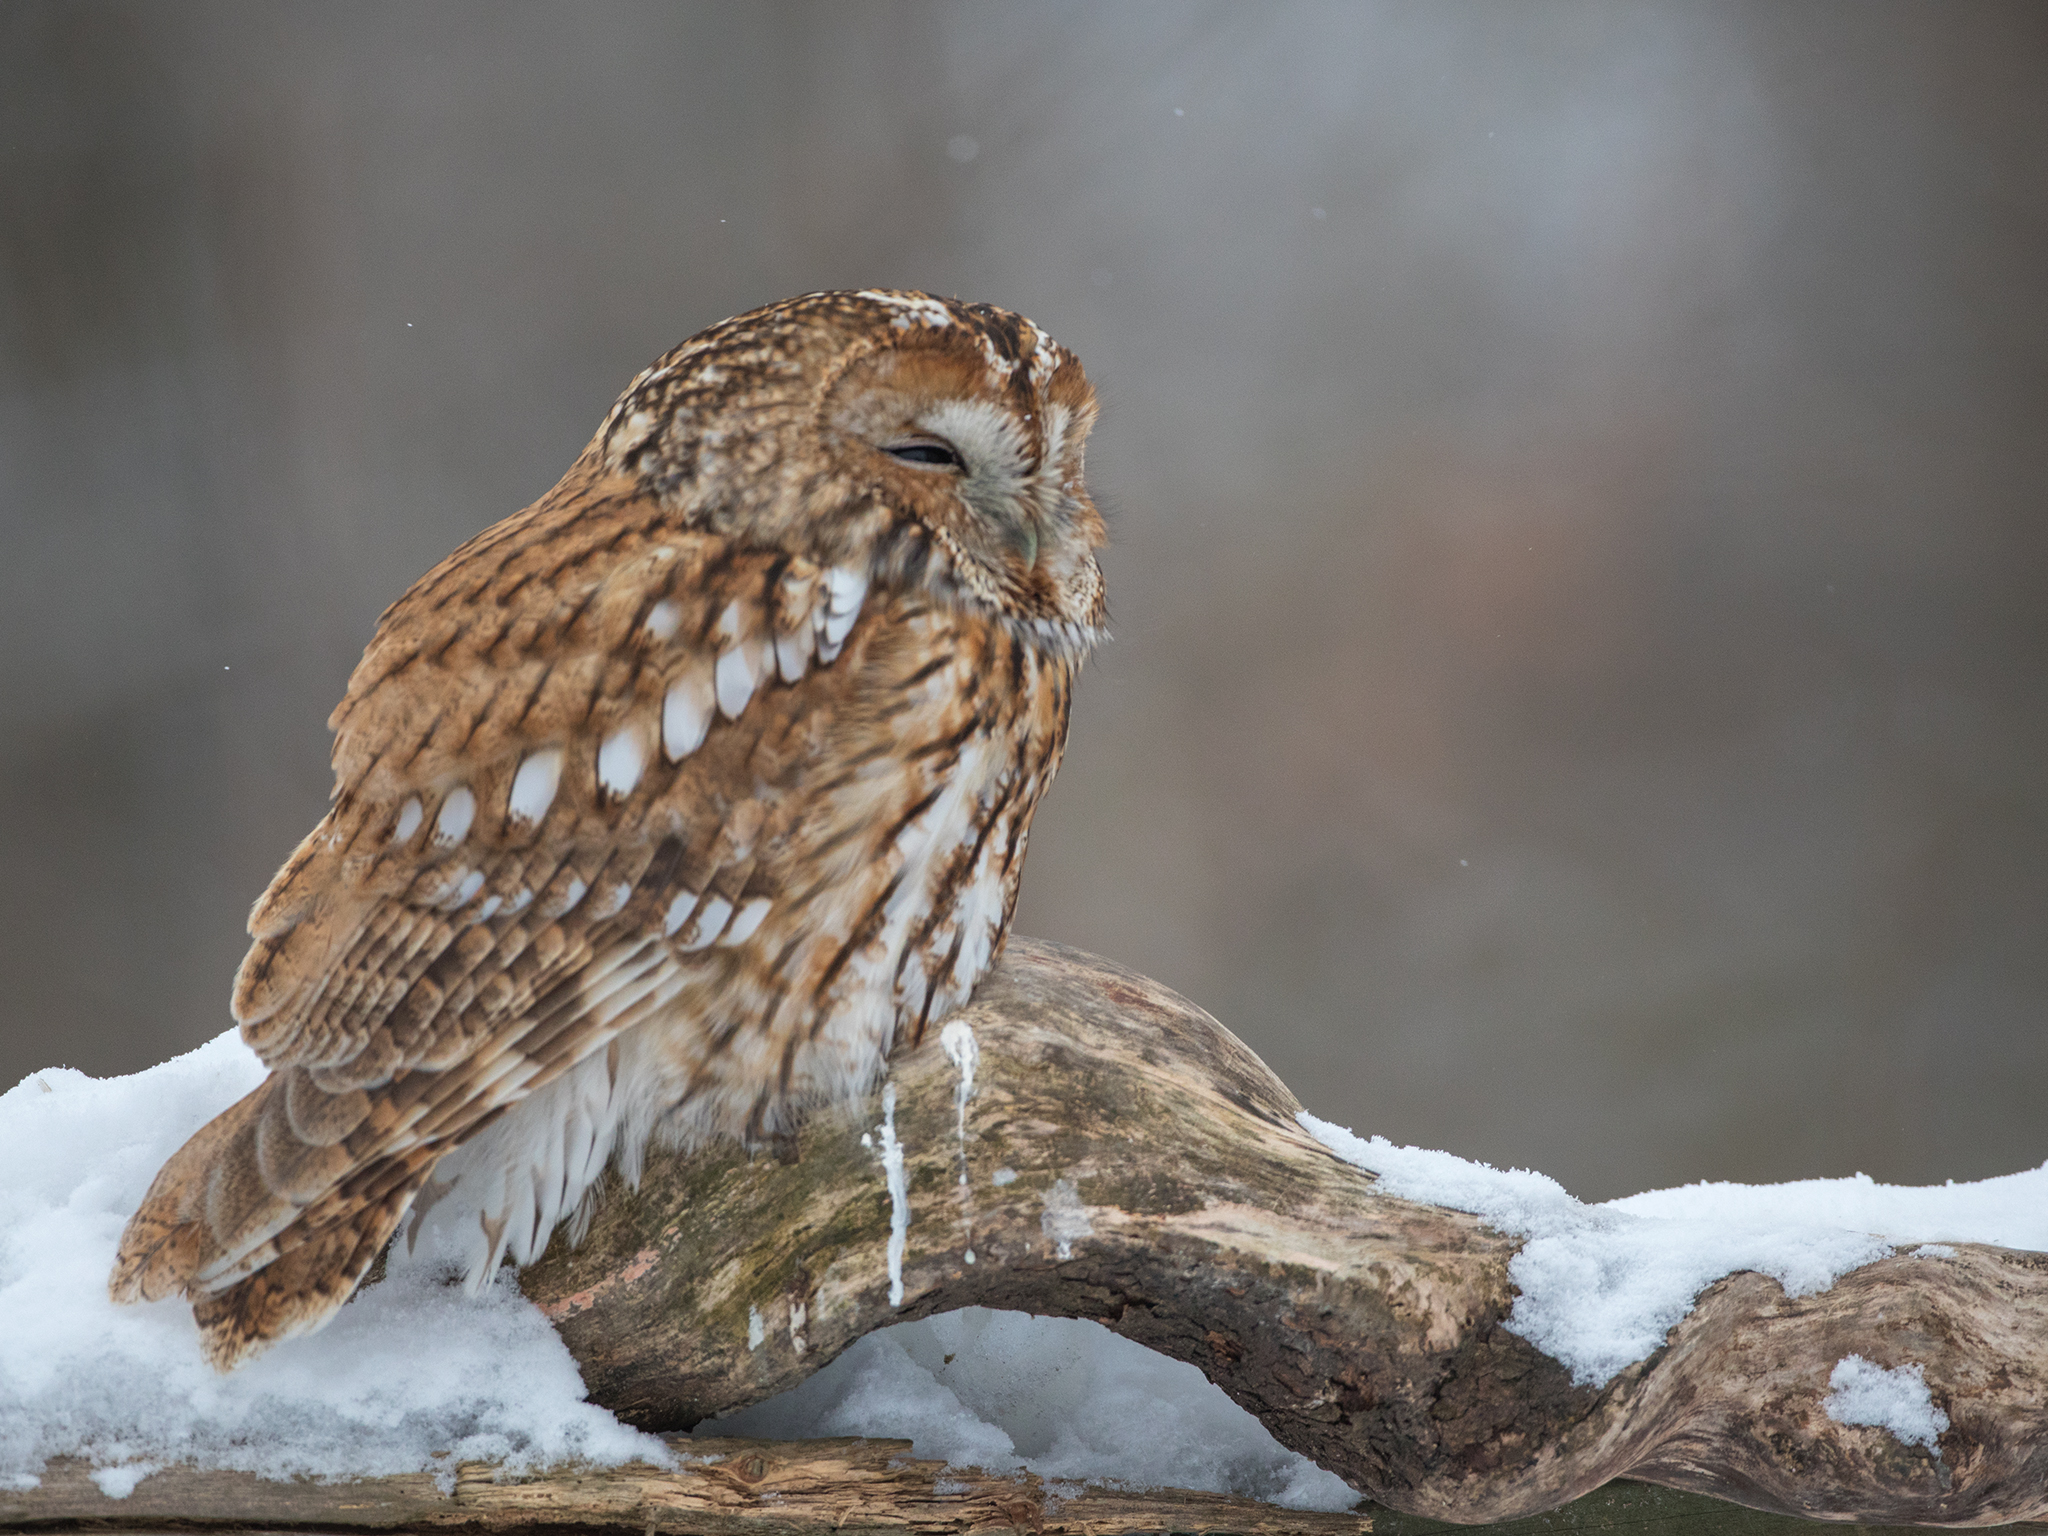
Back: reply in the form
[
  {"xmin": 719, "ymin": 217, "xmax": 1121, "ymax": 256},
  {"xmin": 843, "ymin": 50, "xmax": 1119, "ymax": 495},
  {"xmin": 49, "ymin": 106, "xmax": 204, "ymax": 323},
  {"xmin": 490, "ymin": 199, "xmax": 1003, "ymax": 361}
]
[{"xmin": 4, "ymin": 1, "xmax": 2044, "ymax": 1202}]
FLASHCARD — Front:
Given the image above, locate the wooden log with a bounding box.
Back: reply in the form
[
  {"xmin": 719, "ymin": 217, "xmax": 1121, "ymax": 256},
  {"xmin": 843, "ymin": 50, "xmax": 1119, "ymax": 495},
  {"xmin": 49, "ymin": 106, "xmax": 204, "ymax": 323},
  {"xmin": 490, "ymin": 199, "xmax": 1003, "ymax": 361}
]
[
  {"xmin": 18, "ymin": 1439, "xmax": 2027, "ymax": 1536},
  {"xmin": 506, "ymin": 938, "xmax": 2048, "ymax": 1528},
  {"xmin": 0, "ymin": 1436, "xmax": 1372, "ymax": 1536}
]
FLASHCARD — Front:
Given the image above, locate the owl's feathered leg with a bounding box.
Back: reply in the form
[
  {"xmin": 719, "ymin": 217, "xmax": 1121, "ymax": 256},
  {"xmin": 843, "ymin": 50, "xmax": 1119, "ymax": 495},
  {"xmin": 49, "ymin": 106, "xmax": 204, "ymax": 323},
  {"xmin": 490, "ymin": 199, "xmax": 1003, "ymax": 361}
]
[{"xmin": 396, "ymin": 1028, "xmax": 680, "ymax": 1291}]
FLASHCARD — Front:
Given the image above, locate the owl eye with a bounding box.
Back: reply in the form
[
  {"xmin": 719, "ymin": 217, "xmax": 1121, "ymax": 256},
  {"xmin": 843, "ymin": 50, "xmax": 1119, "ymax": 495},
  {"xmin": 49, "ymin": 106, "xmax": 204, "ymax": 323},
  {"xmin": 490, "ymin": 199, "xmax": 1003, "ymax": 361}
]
[{"xmin": 882, "ymin": 438, "xmax": 966, "ymax": 471}]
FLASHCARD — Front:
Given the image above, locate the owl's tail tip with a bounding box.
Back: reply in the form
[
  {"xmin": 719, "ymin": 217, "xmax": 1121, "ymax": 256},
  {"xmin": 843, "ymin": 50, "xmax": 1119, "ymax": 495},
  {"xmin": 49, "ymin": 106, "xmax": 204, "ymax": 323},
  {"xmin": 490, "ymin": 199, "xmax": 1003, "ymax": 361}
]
[
  {"xmin": 108, "ymin": 1098, "xmax": 430, "ymax": 1370},
  {"xmin": 109, "ymin": 1194, "xmax": 213, "ymax": 1305},
  {"xmin": 107, "ymin": 1210, "xmax": 302, "ymax": 1372},
  {"xmin": 184, "ymin": 1179, "xmax": 424, "ymax": 1369}
]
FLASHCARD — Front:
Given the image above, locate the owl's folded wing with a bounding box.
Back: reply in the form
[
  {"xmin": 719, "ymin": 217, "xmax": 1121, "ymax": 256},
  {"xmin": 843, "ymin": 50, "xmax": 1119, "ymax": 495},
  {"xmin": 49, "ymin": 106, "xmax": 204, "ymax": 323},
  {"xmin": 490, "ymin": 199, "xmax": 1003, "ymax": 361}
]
[{"xmin": 109, "ymin": 484, "xmax": 871, "ymax": 1365}]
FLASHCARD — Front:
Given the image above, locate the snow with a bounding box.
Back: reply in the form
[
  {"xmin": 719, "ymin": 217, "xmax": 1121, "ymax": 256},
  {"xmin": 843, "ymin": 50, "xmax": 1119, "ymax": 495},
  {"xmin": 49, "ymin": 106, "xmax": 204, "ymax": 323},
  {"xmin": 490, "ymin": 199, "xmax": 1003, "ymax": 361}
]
[
  {"xmin": 1300, "ymin": 1111, "xmax": 2048, "ymax": 1395},
  {"xmin": 873, "ymin": 1083, "xmax": 909, "ymax": 1306},
  {"xmin": 1823, "ymin": 1356, "xmax": 1949, "ymax": 1449},
  {"xmin": 700, "ymin": 1307, "xmax": 1359, "ymax": 1512},
  {"xmin": 938, "ymin": 1020, "xmax": 979, "ymax": 1183},
  {"xmin": 0, "ymin": 1031, "xmax": 670, "ymax": 1496},
  {"xmin": 9, "ymin": 1025, "xmax": 2040, "ymax": 1500}
]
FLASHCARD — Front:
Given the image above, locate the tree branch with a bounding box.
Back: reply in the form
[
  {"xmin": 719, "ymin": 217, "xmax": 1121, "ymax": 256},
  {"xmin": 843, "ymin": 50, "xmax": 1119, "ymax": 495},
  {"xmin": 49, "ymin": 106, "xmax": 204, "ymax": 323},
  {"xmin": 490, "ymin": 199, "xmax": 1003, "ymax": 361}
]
[{"xmin": 514, "ymin": 938, "xmax": 2048, "ymax": 1528}]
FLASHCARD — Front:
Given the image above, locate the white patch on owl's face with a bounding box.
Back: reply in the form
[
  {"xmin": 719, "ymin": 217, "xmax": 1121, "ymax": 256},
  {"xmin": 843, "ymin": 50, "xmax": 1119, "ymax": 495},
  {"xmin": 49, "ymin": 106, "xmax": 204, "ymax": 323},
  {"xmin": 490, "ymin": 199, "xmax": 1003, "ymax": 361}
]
[
  {"xmin": 901, "ymin": 393, "xmax": 1104, "ymax": 650},
  {"xmin": 1038, "ymin": 401, "xmax": 1072, "ymax": 469},
  {"xmin": 912, "ymin": 397, "xmax": 1049, "ymax": 577},
  {"xmin": 918, "ymin": 398, "xmax": 1031, "ymax": 483}
]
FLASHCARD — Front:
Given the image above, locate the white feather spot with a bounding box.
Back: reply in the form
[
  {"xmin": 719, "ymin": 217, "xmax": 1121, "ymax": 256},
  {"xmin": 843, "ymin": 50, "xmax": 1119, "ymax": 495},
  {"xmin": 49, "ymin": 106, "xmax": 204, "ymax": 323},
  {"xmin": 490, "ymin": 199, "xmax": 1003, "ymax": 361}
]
[
  {"xmin": 559, "ymin": 877, "xmax": 588, "ymax": 914},
  {"xmin": 662, "ymin": 890, "xmax": 699, "ymax": 937},
  {"xmin": 432, "ymin": 787, "xmax": 475, "ymax": 847},
  {"xmin": 643, "ymin": 598, "xmax": 681, "ymax": 641},
  {"xmin": 451, "ymin": 868, "xmax": 486, "ymax": 909},
  {"xmin": 506, "ymin": 748, "xmax": 563, "ymax": 826},
  {"xmin": 679, "ymin": 895, "xmax": 732, "ymax": 951},
  {"xmin": 587, "ymin": 881, "xmax": 632, "ymax": 919},
  {"xmin": 774, "ymin": 628, "xmax": 812, "ymax": 684},
  {"xmin": 821, "ymin": 566, "xmax": 867, "ymax": 649},
  {"xmin": 714, "ymin": 645, "xmax": 756, "ymax": 719},
  {"xmin": 427, "ymin": 868, "xmax": 470, "ymax": 909},
  {"xmin": 719, "ymin": 897, "xmax": 771, "ymax": 946},
  {"xmin": 392, "ymin": 797, "xmax": 423, "ymax": 843},
  {"xmin": 824, "ymin": 565, "xmax": 866, "ymax": 612},
  {"xmin": 822, "ymin": 607, "xmax": 858, "ymax": 649},
  {"xmin": 597, "ymin": 725, "xmax": 645, "ymax": 798},
  {"xmin": 663, "ymin": 666, "xmax": 715, "ymax": 759},
  {"xmin": 506, "ymin": 887, "xmax": 533, "ymax": 915},
  {"xmin": 473, "ymin": 895, "xmax": 503, "ymax": 923}
]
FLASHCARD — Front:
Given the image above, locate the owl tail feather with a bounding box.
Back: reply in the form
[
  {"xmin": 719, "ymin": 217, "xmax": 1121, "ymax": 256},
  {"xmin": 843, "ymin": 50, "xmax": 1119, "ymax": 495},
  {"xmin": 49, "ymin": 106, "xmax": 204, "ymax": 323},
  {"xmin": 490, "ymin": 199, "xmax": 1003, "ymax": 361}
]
[
  {"xmin": 108, "ymin": 1086, "xmax": 269, "ymax": 1307},
  {"xmin": 186, "ymin": 1183, "xmax": 423, "ymax": 1371},
  {"xmin": 109, "ymin": 1071, "xmax": 436, "ymax": 1371}
]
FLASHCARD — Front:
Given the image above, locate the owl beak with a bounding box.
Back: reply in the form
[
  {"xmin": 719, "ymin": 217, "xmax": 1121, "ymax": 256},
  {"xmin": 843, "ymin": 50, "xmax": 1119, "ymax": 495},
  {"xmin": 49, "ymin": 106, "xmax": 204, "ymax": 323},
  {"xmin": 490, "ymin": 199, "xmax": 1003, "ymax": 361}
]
[{"xmin": 1013, "ymin": 516, "xmax": 1041, "ymax": 570}]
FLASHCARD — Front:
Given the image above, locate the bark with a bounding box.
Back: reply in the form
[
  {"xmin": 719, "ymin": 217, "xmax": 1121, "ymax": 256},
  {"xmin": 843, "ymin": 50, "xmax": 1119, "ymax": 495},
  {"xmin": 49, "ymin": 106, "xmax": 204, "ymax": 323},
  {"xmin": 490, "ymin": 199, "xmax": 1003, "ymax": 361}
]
[
  {"xmin": 10, "ymin": 1447, "xmax": 2013, "ymax": 1536},
  {"xmin": 510, "ymin": 938, "xmax": 2048, "ymax": 1528},
  {"xmin": 2, "ymin": 1437, "xmax": 1370, "ymax": 1536}
]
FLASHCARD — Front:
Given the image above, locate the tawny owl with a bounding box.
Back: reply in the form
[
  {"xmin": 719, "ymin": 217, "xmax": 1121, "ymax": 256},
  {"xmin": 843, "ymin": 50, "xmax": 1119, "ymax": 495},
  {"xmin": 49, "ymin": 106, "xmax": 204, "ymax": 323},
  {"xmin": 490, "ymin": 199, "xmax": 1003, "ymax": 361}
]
[{"xmin": 108, "ymin": 290, "xmax": 1106, "ymax": 1369}]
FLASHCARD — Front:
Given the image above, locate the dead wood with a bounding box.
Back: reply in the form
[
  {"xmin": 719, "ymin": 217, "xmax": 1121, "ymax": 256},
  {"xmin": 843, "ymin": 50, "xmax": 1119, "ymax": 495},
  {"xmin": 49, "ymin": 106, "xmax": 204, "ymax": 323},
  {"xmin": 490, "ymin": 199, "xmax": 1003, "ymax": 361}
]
[
  {"xmin": 0, "ymin": 1436, "xmax": 1371, "ymax": 1536},
  {"xmin": 28, "ymin": 1440, "xmax": 2012, "ymax": 1536},
  {"xmin": 512, "ymin": 938, "xmax": 2048, "ymax": 1528}
]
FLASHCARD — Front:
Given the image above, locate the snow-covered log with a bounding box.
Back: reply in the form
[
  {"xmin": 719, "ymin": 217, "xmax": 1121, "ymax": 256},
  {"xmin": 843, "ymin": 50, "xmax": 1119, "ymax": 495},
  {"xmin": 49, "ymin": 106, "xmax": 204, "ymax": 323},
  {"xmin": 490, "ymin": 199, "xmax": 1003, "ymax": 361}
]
[{"xmin": 514, "ymin": 938, "xmax": 2048, "ymax": 1529}]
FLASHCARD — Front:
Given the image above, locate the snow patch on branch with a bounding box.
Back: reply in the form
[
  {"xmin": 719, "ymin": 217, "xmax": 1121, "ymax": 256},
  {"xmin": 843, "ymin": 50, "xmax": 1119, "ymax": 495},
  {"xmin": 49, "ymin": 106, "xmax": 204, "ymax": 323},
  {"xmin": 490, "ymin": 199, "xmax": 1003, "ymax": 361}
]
[
  {"xmin": 1298, "ymin": 1111, "xmax": 2048, "ymax": 1388},
  {"xmin": 88, "ymin": 1462, "xmax": 159, "ymax": 1500},
  {"xmin": 1824, "ymin": 1356, "xmax": 1949, "ymax": 1451}
]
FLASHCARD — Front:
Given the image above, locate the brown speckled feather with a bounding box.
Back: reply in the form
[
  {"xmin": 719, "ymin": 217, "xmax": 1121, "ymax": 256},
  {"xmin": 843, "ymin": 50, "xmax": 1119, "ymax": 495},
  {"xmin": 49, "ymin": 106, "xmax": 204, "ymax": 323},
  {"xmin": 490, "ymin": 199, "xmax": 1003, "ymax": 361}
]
[{"xmin": 110, "ymin": 290, "xmax": 1106, "ymax": 1369}]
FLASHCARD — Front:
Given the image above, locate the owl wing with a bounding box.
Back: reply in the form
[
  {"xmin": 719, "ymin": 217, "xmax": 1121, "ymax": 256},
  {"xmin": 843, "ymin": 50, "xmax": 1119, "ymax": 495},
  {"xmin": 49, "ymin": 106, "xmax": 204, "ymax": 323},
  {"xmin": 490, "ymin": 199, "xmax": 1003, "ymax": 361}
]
[{"xmin": 110, "ymin": 478, "xmax": 874, "ymax": 1366}]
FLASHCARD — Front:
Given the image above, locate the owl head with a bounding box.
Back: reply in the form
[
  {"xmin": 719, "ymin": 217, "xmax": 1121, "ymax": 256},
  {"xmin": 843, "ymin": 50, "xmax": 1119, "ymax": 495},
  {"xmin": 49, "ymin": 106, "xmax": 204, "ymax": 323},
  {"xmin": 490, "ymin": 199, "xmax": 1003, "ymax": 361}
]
[{"xmin": 593, "ymin": 289, "xmax": 1107, "ymax": 652}]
